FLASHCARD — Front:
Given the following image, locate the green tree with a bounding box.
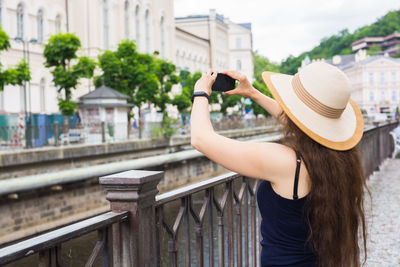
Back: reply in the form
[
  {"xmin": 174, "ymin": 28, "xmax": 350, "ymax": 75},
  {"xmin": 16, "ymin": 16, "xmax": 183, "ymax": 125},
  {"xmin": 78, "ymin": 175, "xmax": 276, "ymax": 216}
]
[
  {"xmin": 94, "ymin": 40, "xmax": 159, "ymax": 138},
  {"xmin": 171, "ymin": 70, "xmax": 201, "ymax": 128},
  {"xmin": 250, "ymin": 52, "xmax": 279, "ymax": 117},
  {"xmin": 0, "ymin": 26, "xmax": 31, "ymax": 91},
  {"xmin": 367, "ymin": 44, "xmax": 382, "ymax": 56},
  {"xmin": 394, "ymin": 43, "xmax": 400, "ymax": 58},
  {"xmin": 152, "ymin": 58, "xmax": 181, "ymax": 138},
  {"xmin": 43, "ymin": 33, "xmax": 95, "ymax": 133}
]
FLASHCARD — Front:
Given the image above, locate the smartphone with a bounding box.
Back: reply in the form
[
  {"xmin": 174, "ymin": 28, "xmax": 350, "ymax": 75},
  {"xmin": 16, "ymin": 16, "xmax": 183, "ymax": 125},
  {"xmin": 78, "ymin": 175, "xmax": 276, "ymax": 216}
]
[{"xmin": 212, "ymin": 73, "xmax": 236, "ymax": 92}]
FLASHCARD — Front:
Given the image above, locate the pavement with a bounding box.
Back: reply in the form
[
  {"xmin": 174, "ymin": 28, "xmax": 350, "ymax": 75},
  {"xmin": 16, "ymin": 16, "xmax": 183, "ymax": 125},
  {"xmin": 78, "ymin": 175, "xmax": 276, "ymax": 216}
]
[{"xmin": 364, "ymin": 159, "xmax": 400, "ymax": 267}]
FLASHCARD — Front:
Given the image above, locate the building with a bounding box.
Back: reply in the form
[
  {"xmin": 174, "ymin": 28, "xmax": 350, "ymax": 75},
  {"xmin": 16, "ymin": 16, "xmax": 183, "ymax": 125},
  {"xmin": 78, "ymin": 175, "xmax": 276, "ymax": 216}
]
[
  {"xmin": 0, "ymin": 1, "xmax": 254, "ymax": 118},
  {"xmin": 175, "ymin": 9, "xmax": 254, "ymax": 82},
  {"xmin": 0, "ymin": 0, "xmax": 175, "ymax": 116},
  {"xmin": 302, "ymin": 50, "xmax": 400, "ymax": 114},
  {"xmin": 351, "ymin": 32, "xmax": 400, "ymax": 57}
]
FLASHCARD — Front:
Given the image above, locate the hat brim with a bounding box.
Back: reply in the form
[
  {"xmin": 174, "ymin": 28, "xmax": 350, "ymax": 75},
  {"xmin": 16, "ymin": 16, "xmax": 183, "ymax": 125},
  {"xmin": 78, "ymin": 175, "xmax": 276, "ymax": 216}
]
[{"xmin": 262, "ymin": 71, "xmax": 364, "ymax": 151}]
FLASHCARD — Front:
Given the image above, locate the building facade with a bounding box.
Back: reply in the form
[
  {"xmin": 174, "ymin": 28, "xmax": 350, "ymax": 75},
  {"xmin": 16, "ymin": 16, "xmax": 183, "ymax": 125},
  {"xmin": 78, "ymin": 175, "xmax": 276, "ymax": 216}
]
[
  {"xmin": 302, "ymin": 50, "xmax": 400, "ymax": 114},
  {"xmin": 175, "ymin": 9, "xmax": 254, "ymax": 82},
  {"xmin": 0, "ymin": 0, "xmax": 175, "ymax": 116},
  {"xmin": 351, "ymin": 32, "xmax": 400, "ymax": 57},
  {"xmin": 0, "ymin": 1, "xmax": 254, "ymax": 118}
]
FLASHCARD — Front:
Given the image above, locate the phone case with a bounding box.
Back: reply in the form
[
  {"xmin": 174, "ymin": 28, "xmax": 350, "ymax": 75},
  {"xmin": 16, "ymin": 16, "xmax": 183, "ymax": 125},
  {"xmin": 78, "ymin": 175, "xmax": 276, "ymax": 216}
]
[{"xmin": 212, "ymin": 74, "xmax": 236, "ymax": 92}]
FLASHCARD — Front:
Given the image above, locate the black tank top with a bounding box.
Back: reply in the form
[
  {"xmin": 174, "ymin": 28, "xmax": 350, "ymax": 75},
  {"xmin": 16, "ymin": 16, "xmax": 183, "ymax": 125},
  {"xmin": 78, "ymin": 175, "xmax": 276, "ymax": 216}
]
[{"xmin": 256, "ymin": 151, "xmax": 316, "ymax": 266}]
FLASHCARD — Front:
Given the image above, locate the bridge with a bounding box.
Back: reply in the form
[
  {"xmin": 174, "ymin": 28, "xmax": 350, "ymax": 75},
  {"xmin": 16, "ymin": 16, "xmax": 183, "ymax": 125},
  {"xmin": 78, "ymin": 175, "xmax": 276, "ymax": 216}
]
[{"xmin": 0, "ymin": 121, "xmax": 398, "ymax": 266}]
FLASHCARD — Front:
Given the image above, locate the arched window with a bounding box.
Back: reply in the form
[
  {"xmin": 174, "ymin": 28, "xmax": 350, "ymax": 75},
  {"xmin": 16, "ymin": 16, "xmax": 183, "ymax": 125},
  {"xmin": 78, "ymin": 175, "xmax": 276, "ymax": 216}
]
[
  {"xmin": 37, "ymin": 10, "xmax": 44, "ymax": 43},
  {"xmin": 40, "ymin": 78, "xmax": 46, "ymax": 112},
  {"xmin": 17, "ymin": 4, "xmax": 24, "ymax": 38},
  {"xmin": 145, "ymin": 10, "xmax": 150, "ymax": 52},
  {"xmin": 55, "ymin": 14, "xmax": 61, "ymax": 32},
  {"xmin": 236, "ymin": 59, "xmax": 242, "ymax": 70},
  {"xmin": 135, "ymin": 5, "xmax": 140, "ymax": 49},
  {"xmin": 124, "ymin": 1, "xmax": 129, "ymax": 38},
  {"xmin": 160, "ymin": 16, "xmax": 165, "ymax": 57},
  {"xmin": 103, "ymin": 0, "xmax": 109, "ymax": 49}
]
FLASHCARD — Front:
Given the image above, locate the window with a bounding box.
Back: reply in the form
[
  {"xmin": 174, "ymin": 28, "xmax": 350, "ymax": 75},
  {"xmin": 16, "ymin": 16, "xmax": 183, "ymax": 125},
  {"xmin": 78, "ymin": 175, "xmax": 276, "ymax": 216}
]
[
  {"xmin": 103, "ymin": 0, "xmax": 109, "ymax": 49},
  {"xmin": 380, "ymin": 72, "xmax": 385, "ymax": 84},
  {"xmin": 392, "ymin": 72, "xmax": 396, "ymax": 82},
  {"xmin": 380, "ymin": 90, "xmax": 385, "ymax": 101},
  {"xmin": 392, "ymin": 90, "xmax": 397, "ymax": 101},
  {"xmin": 236, "ymin": 59, "xmax": 242, "ymax": 70},
  {"xmin": 145, "ymin": 10, "xmax": 150, "ymax": 52},
  {"xmin": 160, "ymin": 16, "xmax": 165, "ymax": 57},
  {"xmin": 55, "ymin": 14, "xmax": 61, "ymax": 32},
  {"xmin": 369, "ymin": 73, "xmax": 374, "ymax": 84},
  {"xmin": 17, "ymin": 4, "xmax": 24, "ymax": 38},
  {"xmin": 124, "ymin": 1, "xmax": 129, "ymax": 38},
  {"xmin": 236, "ymin": 37, "xmax": 241, "ymax": 49},
  {"xmin": 369, "ymin": 91, "xmax": 374, "ymax": 101},
  {"xmin": 20, "ymin": 86, "xmax": 26, "ymax": 111},
  {"xmin": 37, "ymin": 10, "xmax": 44, "ymax": 43},
  {"xmin": 135, "ymin": 5, "xmax": 140, "ymax": 49},
  {"xmin": 40, "ymin": 78, "xmax": 45, "ymax": 112}
]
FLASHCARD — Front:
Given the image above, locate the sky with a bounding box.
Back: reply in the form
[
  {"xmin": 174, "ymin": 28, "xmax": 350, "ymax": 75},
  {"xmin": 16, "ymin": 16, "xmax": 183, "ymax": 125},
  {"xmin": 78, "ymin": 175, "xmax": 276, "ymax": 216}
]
[{"xmin": 174, "ymin": 0, "xmax": 400, "ymax": 62}]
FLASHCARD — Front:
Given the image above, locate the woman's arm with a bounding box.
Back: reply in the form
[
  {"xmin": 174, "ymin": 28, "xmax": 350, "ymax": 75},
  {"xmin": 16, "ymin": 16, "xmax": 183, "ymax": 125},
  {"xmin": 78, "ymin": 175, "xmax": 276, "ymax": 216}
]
[
  {"xmin": 220, "ymin": 70, "xmax": 283, "ymax": 120},
  {"xmin": 190, "ymin": 70, "xmax": 295, "ymax": 182},
  {"xmin": 249, "ymin": 89, "xmax": 282, "ymax": 119}
]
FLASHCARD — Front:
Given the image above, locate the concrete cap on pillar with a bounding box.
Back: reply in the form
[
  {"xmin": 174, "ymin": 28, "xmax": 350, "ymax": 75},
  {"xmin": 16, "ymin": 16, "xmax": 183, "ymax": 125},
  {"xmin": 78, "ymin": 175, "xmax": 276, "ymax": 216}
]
[{"xmin": 99, "ymin": 170, "xmax": 163, "ymax": 185}]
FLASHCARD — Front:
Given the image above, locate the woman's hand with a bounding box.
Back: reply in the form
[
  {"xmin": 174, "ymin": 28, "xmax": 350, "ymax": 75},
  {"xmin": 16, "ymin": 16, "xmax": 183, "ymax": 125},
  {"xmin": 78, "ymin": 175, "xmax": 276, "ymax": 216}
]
[
  {"xmin": 194, "ymin": 69, "xmax": 218, "ymax": 95},
  {"xmin": 220, "ymin": 70, "xmax": 257, "ymax": 98}
]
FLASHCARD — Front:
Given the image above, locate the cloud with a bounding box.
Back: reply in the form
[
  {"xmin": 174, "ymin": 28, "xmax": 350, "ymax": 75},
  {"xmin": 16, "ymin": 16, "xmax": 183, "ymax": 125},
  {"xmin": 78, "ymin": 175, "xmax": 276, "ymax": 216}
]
[{"xmin": 174, "ymin": 0, "xmax": 399, "ymax": 62}]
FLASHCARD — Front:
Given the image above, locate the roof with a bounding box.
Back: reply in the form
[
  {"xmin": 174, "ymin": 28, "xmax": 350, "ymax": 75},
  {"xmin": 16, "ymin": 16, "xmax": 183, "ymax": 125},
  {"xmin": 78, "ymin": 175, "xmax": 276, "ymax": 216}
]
[
  {"xmin": 238, "ymin": 23, "xmax": 252, "ymax": 30},
  {"xmin": 79, "ymin": 85, "xmax": 130, "ymax": 100},
  {"xmin": 339, "ymin": 55, "xmax": 400, "ymax": 70},
  {"xmin": 325, "ymin": 54, "xmax": 356, "ymax": 68},
  {"xmin": 78, "ymin": 103, "xmax": 134, "ymax": 108},
  {"xmin": 175, "ymin": 15, "xmax": 208, "ymax": 20}
]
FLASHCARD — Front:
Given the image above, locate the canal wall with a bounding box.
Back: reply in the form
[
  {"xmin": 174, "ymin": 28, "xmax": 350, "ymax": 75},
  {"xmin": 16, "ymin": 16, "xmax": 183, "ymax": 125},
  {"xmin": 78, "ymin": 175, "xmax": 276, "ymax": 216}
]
[
  {"xmin": 0, "ymin": 120, "xmax": 397, "ymax": 247},
  {"xmin": 0, "ymin": 125, "xmax": 279, "ymax": 180},
  {"xmin": 0, "ymin": 130, "xmax": 281, "ymax": 245}
]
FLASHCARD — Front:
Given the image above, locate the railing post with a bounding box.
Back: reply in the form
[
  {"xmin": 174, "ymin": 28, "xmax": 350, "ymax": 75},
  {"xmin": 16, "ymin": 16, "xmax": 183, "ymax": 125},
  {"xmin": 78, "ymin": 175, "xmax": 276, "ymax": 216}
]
[{"xmin": 99, "ymin": 170, "xmax": 163, "ymax": 267}]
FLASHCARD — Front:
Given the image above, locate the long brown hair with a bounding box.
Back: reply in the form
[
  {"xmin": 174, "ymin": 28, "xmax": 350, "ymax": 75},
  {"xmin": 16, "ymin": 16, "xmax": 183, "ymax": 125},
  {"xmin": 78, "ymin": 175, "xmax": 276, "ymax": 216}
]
[{"xmin": 280, "ymin": 112, "xmax": 369, "ymax": 267}]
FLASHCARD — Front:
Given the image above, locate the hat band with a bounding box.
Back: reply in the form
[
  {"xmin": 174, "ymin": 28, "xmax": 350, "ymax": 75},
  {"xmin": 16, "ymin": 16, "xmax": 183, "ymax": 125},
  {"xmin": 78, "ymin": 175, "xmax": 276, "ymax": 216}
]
[{"xmin": 292, "ymin": 73, "xmax": 345, "ymax": 119}]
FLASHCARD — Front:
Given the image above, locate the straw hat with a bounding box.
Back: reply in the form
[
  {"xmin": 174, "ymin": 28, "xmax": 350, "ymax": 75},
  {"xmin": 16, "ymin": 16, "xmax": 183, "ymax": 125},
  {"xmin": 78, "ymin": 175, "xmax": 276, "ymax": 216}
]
[{"xmin": 262, "ymin": 61, "xmax": 363, "ymax": 151}]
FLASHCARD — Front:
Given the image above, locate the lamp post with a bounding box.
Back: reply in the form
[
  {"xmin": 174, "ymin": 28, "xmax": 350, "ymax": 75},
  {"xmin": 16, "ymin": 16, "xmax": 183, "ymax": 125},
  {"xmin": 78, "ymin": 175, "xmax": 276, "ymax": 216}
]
[{"xmin": 14, "ymin": 37, "xmax": 37, "ymax": 149}]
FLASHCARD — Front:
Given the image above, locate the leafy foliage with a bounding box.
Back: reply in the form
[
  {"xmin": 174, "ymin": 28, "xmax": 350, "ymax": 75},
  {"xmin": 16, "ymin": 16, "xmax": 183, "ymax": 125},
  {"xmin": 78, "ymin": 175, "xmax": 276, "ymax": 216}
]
[
  {"xmin": 151, "ymin": 113, "xmax": 180, "ymax": 139},
  {"xmin": 153, "ymin": 59, "xmax": 180, "ymax": 113},
  {"xmin": 95, "ymin": 40, "xmax": 159, "ymax": 119},
  {"xmin": 0, "ymin": 26, "xmax": 30, "ymax": 91},
  {"xmin": 43, "ymin": 33, "xmax": 95, "ymax": 115},
  {"xmin": 250, "ymin": 52, "xmax": 279, "ymax": 116}
]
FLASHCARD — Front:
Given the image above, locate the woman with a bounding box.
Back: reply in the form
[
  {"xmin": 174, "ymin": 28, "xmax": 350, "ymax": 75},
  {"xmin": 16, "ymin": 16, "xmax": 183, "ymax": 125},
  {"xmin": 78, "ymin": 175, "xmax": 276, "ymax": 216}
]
[{"xmin": 190, "ymin": 62, "xmax": 368, "ymax": 267}]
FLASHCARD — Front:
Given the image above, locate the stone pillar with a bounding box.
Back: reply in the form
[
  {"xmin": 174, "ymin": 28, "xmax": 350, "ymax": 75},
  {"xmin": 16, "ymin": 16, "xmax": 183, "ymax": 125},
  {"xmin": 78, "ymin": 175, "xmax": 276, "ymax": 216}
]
[{"xmin": 99, "ymin": 170, "xmax": 163, "ymax": 267}]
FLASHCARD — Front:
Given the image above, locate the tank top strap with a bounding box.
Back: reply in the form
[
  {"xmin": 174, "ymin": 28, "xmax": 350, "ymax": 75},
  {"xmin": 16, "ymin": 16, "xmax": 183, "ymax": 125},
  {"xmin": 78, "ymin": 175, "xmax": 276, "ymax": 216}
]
[{"xmin": 293, "ymin": 150, "xmax": 301, "ymax": 200}]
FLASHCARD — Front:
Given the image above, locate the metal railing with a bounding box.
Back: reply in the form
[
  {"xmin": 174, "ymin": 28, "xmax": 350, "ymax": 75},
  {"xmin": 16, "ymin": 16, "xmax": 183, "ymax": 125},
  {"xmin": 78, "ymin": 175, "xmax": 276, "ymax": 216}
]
[
  {"xmin": 0, "ymin": 120, "xmax": 397, "ymax": 267},
  {"xmin": 0, "ymin": 116, "xmax": 276, "ymax": 151},
  {"xmin": 0, "ymin": 211, "xmax": 128, "ymax": 266},
  {"xmin": 155, "ymin": 173, "xmax": 260, "ymax": 267}
]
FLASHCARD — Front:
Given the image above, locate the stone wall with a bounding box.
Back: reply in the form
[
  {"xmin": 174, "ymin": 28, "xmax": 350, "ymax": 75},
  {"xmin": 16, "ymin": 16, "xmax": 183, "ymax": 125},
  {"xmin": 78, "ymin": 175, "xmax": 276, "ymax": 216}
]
[
  {"xmin": 0, "ymin": 152, "xmax": 230, "ymax": 245},
  {"xmin": 0, "ymin": 125, "xmax": 278, "ymax": 180}
]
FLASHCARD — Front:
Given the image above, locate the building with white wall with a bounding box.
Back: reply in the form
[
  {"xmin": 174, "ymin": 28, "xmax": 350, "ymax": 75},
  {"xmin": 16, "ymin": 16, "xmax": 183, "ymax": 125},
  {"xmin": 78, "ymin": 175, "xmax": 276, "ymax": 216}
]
[
  {"xmin": 0, "ymin": 2, "xmax": 254, "ymax": 118},
  {"xmin": 174, "ymin": 9, "xmax": 254, "ymax": 82},
  {"xmin": 302, "ymin": 51, "xmax": 400, "ymax": 114},
  {"xmin": 0, "ymin": 0, "xmax": 175, "ymax": 116}
]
